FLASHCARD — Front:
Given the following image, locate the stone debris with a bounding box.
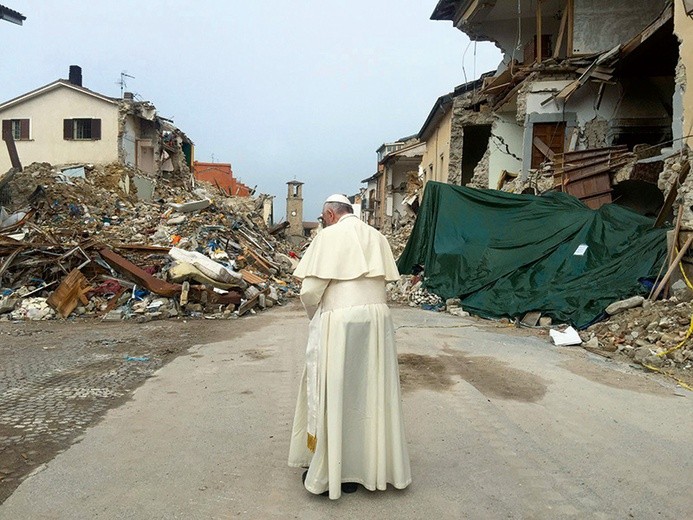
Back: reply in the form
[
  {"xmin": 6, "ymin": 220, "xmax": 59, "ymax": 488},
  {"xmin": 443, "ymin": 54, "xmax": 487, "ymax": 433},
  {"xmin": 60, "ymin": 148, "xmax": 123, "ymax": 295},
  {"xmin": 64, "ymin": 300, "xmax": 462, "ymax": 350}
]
[
  {"xmin": 499, "ymin": 166, "xmax": 555, "ymax": 194},
  {"xmin": 0, "ymin": 162, "xmax": 300, "ymax": 321},
  {"xmin": 581, "ymin": 297, "xmax": 693, "ymax": 371},
  {"xmin": 605, "ymin": 296, "xmax": 645, "ymax": 316}
]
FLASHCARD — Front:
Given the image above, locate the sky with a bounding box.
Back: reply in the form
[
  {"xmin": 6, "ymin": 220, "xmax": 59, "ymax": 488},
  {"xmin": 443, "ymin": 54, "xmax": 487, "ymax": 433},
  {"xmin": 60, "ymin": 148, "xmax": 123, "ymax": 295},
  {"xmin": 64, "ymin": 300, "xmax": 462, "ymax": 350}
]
[{"xmin": 1, "ymin": 1, "xmax": 501, "ymax": 221}]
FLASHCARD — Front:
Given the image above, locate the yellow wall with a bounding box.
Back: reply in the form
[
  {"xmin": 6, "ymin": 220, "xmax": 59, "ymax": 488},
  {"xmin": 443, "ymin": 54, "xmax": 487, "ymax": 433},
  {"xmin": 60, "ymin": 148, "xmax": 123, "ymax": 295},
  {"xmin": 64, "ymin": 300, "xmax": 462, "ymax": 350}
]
[
  {"xmin": 0, "ymin": 85, "xmax": 120, "ymax": 172},
  {"xmin": 421, "ymin": 108, "xmax": 452, "ymax": 185},
  {"xmin": 675, "ymin": 2, "xmax": 693, "ymax": 149}
]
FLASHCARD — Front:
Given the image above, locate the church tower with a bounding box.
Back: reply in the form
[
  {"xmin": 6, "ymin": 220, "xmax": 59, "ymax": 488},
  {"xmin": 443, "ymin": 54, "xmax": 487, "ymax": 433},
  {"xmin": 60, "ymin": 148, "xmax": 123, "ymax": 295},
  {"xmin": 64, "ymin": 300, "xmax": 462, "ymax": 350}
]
[{"xmin": 286, "ymin": 180, "xmax": 304, "ymax": 238}]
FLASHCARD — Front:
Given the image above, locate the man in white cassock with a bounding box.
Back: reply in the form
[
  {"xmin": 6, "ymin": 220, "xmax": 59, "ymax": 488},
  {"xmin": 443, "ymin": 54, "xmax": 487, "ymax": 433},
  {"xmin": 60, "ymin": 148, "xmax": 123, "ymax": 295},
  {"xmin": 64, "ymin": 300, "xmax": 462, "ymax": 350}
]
[{"xmin": 288, "ymin": 194, "xmax": 412, "ymax": 500}]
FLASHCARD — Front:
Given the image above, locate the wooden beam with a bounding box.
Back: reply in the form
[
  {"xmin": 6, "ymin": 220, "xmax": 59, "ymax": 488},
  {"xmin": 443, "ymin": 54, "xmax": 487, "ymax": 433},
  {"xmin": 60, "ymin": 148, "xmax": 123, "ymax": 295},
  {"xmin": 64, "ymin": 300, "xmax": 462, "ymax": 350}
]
[
  {"xmin": 536, "ymin": 0, "xmax": 543, "ymax": 64},
  {"xmin": 566, "ymin": 0, "xmax": 574, "ymax": 57},
  {"xmin": 1, "ymin": 125, "xmax": 22, "ymax": 170},
  {"xmin": 532, "ymin": 137, "xmax": 555, "ymax": 161},
  {"xmin": 553, "ymin": 2, "xmax": 569, "ymax": 59},
  {"xmin": 651, "ymin": 235, "xmax": 693, "ymax": 301}
]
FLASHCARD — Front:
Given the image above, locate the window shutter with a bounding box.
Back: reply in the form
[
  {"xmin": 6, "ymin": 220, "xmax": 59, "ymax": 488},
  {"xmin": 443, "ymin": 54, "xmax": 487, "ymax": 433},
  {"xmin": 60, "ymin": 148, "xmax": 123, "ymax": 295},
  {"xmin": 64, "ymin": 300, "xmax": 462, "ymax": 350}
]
[
  {"xmin": 63, "ymin": 119, "xmax": 73, "ymax": 140},
  {"xmin": 1, "ymin": 119, "xmax": 11, "ymax": 141},
  {"xmin": 91, "ymin": 118, "xmax": 101, "ymax": 140},
  {"xmin": 20, "ymin": 119, "xmax": 30, "ymax": 140}
]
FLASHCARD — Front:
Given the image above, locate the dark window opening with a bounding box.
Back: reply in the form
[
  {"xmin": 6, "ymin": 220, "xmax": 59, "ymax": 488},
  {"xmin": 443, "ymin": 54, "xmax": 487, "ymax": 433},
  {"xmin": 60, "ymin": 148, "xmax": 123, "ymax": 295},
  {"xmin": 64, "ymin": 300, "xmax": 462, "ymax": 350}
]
[
  {"xmin": 63, "ymin": 118, "xmax": 101, "ymax": 141},
  {"xmin": 74, "ymin": 119, "xmax": 92, "ymax": 140},
  {"xmin": 460, "ymin": 124, "xmax": 492, "ymax": 185}
]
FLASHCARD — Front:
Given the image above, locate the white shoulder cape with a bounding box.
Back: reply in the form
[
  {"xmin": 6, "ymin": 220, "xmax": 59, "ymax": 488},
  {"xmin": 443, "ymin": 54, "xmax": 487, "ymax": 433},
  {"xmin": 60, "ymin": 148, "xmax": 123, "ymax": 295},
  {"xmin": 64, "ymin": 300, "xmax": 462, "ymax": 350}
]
[{"xmin": 293, "ymin": 215, "xmax": 400, "ymax": 282}]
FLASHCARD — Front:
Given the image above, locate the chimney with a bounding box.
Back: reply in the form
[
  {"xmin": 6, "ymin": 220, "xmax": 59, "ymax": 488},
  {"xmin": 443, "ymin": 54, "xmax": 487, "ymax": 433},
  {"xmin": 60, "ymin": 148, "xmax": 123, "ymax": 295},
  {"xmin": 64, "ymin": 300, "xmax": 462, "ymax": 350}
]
[
  {"xmin": 123, "ymin": 92, "xmax": 134, "ymax": 100},
  {"xmin": 68, "ymin": 65, "xmax": 82, "ymax": 87}
]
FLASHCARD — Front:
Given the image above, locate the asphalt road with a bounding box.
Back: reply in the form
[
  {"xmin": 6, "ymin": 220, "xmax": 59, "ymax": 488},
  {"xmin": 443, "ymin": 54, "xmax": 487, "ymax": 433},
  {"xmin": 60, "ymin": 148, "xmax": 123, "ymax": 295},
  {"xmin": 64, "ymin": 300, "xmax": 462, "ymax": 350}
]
[{"xmin": 1, "ymin": 303, "xmax": 691, "ymax": 519}]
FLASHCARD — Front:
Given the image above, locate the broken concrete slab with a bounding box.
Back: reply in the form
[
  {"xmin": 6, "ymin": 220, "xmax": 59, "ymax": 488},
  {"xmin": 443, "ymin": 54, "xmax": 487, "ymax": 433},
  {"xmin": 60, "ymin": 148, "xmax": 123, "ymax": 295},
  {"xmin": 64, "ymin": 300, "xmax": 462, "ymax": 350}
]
[
  {"xmin": 132, "ymin": 175, "xmax": 156, "ymax": 201},
  {"xmin": 605, "ymin": 296, "xmax": 645, "ymax": 315},
  {"xmin": 167, "ymin": 199, "xmax": 211, "ymax": 213}
]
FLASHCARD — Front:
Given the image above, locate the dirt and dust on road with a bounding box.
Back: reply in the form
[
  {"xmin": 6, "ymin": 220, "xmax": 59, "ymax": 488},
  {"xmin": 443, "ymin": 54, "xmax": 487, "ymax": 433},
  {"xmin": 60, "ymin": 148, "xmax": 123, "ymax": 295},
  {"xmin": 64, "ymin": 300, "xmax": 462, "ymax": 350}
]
[{"xmin": 0, "ymin": 316, "xmax": 269, "ymax": 504}]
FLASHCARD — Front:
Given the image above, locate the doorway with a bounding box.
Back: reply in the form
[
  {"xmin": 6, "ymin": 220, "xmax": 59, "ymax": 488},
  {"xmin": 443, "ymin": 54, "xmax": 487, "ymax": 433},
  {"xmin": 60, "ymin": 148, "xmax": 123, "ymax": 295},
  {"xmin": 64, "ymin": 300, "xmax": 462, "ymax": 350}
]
[{"xmin": 461, "ymin": 125, "xmax": 492, "ymax": 185}]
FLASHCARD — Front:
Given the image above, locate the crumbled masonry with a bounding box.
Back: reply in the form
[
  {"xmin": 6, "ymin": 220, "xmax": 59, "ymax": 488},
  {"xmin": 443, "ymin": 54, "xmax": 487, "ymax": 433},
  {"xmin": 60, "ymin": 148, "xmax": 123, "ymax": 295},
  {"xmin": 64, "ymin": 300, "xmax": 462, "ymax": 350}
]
[{"xmin": 0, "ymin": 162, "xmax": 299, "ymax": 321}]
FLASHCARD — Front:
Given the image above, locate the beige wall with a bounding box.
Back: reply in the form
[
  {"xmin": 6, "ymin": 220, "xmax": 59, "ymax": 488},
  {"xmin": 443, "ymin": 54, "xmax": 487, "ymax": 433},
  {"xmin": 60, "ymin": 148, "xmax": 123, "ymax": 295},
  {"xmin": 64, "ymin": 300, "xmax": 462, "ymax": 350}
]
[
  {"xmin": 675, "ymin": 1, "xmax": 693, "ymax": 149},
  {"xmin": 488, "ymin": 114, "xmax": 523, "ymax": 189},
  {"xmin": 0, "ymin": 86, "xmax": 119, "ymax": 172},
  {"xmin": 421, "ymin": 109, "xmax": 452, "ymax": 185}
]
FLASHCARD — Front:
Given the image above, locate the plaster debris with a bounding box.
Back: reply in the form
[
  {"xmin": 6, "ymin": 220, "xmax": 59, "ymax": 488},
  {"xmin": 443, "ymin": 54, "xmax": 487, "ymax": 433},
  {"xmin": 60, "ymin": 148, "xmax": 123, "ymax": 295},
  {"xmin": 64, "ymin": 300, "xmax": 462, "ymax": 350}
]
[{"xmin": 0, "ymin": 162, "xmax": 299, "ymax": 321}]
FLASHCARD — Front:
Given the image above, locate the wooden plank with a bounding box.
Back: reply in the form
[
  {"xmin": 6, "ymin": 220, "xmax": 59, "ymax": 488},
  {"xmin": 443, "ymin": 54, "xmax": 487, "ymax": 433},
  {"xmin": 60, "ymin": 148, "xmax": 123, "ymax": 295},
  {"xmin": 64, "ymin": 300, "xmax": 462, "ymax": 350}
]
[
  {"xmin": 566, "ymin": 0, "xmax": 574, "ymax": 56},
  {"xmin": 581, "ymin": 192, "xmax": 613, "ymax": 209},
  {"xmin": 563, "ymin": 161, "xmax": 628, "ymax": 184},
  {"xmin": 46, "ymin": 269, "xmax": 92, "ymax": 318},
  {"xmin": 1, "ymin": 125, "xmax": 22, "ymax": 170},
  {"xmin": 556, "ymin": 151, "xmax": 629, "ymax": 170},
  {"xmin": 240, "ymin": 268, "xmax": 266, "ymax": 285},
  {"xmin": 536, "ymin": 0, "xmax": 543, "ymax": 65},
  {"xmin": 663, "ymin": 204, "xmax": 685, "ymax": 298},
  {"xmin": 238, "ymin": 287, "xmax": 269, "ymax": 316},
  {"xmin": 244, "ymin": 246, "xmax": 273, "ymax": 274},
  {"xmin": 562, "ymin": 154, "xmax": 629, "ymax": 176},
  {"xmin": 532, "ymin": 136, "xmax": 555, "ymax": 161},
  {"xmin": 575, "ymin": 68, "xmax": 613, "ymax": 82},
  {"xmin": 113, "ymin": 244, "xmax": 171, "ymax": 252},
  {"xmin": 100, "ymin": 247, "xmax": 182, "ymax": 297},
  {"xmin": 559, "ymin": 144, "xmax": 628, "ymax": 158},
  {"xmin": 481, "ymin": 64, "xmax": 514, "ymax": 94},
  {"xmin": 542, "ymin": 79, "xmax": 578, "ymax": 106},
  {"xmin": 651, "ymin": 235, "xmax": 693, "ymax": 301},
  {"xmin": 553, "ymin": 2, "xmax": 569, "ymax": 59},
  {"xmin": 493, "ymin": 77, "xmax": 527, "ymax": 109}
]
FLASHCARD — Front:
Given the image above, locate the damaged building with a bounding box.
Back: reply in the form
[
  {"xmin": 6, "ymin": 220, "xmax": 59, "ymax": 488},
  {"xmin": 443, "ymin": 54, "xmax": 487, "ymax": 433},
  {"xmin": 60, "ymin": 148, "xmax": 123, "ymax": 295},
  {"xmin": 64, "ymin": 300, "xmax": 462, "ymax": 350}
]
[
  {"xmin": 419, "ymin": 75, "xmax": 495, "ymax": 188},
  {"xmin": 362, "ymin": 136, "xmax": 424, "ymax": 230},
  {"xmin": 429, "ymin": 0, "xmax": 689, "ymax": 214},
  {"xmin": 1, "ymin": 66, "xmax": 194, "ymax": 178}
]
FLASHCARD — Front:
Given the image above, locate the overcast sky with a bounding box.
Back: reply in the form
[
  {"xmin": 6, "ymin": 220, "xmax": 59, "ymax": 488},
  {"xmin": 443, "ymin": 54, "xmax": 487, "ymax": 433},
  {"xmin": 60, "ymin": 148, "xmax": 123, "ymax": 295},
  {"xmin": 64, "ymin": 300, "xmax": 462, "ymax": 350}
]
[{"xmin": 1, "ymin": 1, "xmax": 501, "ymax": 220}]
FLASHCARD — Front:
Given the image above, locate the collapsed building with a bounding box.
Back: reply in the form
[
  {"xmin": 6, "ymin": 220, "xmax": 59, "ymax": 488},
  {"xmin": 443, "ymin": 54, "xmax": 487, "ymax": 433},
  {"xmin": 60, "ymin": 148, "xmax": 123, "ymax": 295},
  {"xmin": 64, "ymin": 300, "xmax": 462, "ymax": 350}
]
[
  {"xmin": 430, "ymin": 0, "xmax": 690, "ymax": 212},
  {"xmin": 378, "ymin": 1, "xmax": 693, "ymax": 377},
  {"xmin": 0, "ymin": 67, "xmax": 295, "ymax": 322},
  {"xmin": 369, "ymin": 1, "xmax": 693, "ymax": 228},
  {"xmin": 1, "ymin": 66, "xmax": 194, "ymax": 183}
]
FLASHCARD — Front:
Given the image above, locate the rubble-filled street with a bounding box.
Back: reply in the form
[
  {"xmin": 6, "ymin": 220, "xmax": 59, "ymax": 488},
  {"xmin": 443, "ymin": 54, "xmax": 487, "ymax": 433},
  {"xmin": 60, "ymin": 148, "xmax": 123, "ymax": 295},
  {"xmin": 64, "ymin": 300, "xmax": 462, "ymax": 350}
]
[
  {"xmin": 3, "ymin": 1, "xmax": 693, "ymax": 518},
  {"xmin": 0, "ymin": 303, "xmax": 690, "ymax": 519}
]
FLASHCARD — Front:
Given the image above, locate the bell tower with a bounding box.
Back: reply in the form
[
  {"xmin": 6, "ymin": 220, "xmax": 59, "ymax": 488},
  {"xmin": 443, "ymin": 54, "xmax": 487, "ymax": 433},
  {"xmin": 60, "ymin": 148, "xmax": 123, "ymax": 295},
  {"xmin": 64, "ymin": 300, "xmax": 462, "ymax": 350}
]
[{"xmin": 286, "ymin": 180, "xmax": 304, "ymax": 238}]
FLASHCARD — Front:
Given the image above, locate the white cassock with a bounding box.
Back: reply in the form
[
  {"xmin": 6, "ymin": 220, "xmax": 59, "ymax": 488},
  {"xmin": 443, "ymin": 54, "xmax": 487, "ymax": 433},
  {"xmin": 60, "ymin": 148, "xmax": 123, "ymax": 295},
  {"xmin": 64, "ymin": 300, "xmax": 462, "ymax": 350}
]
[{"xmin": 288, "ymin": 213, "xmax": 412, "ymax": 499}]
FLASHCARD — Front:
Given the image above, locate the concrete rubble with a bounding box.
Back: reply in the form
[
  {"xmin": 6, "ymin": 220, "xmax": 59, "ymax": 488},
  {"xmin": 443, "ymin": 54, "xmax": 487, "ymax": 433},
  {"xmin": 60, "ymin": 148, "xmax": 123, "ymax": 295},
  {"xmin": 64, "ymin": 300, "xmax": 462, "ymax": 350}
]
[
  {"xmin": 580, "ymin": 296, "xmax": 693, "ymax": 372},
  {"xmin": 0, "ymin": 162, "xmax": 300, "ymax": 322}
]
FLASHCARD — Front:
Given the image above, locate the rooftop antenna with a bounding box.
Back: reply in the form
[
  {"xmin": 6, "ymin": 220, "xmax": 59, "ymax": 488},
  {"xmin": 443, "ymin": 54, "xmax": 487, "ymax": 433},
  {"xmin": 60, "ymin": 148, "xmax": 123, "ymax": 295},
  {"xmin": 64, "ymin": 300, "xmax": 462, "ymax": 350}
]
[{"xmin": 118, "ymin": 71, "xmax": 135, "ymax": 98}]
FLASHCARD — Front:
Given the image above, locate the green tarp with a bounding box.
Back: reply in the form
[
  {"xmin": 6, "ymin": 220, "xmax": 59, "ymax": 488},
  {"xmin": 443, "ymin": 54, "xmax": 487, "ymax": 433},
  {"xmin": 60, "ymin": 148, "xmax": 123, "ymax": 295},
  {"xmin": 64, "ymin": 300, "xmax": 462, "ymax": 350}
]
[{"xmin": 397, "ymin": 182, "xmax": 668, "ymax": 328}]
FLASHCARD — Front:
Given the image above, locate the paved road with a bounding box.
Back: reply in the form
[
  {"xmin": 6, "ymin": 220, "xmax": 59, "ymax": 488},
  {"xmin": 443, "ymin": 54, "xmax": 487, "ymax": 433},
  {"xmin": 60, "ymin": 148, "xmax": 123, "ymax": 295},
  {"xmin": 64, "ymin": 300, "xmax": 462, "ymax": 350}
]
[{"xmin": 1, "ymin": 303, "xmax": 691, "ymax": 519}]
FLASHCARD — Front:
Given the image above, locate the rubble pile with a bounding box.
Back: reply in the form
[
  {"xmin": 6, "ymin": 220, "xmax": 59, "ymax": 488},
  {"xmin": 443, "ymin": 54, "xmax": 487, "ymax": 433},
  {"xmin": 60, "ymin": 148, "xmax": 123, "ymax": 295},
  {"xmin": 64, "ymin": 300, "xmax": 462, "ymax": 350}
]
[
  {"xmin": 581, "ymin": 297, "xmax": 693, "ymax": 372},
  {"xmin": 0, "ymin": 162, "xmax": 299, "ymax": 322},
  {"xmin": 385, "ymin": 219, "xmax": 414, "ymax": 260},
  {"xmin": 386, "ymin": 274, "xmax": 443, "ymax": 309},
  {"xmin": 500, "ymin": 166, "xmax": 556, "ymax": 195}
]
